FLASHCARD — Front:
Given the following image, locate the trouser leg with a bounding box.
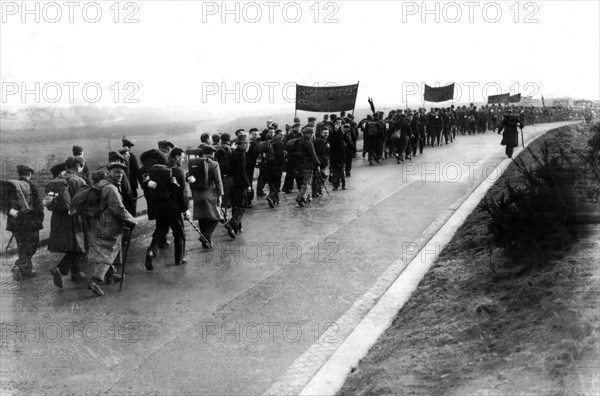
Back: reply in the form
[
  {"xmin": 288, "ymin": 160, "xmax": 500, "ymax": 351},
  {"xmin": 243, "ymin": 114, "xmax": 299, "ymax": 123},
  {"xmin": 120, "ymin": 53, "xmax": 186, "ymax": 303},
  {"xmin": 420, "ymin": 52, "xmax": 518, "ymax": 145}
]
[
  {"xmin": 149, "ymin": 213, "xmax": 170, "ymax": 255},
  {"xmin": 14, "ymin": 231, "xmax": 38, "ymax": 275},
  {"xmin": 198, "ymin": 219, "xmax": 218, "ymax": 242}
]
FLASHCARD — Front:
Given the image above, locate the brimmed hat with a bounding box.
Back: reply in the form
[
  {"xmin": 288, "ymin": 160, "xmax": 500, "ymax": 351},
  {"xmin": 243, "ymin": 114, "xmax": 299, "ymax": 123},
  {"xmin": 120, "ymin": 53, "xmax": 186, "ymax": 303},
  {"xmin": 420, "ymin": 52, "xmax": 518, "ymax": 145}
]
[
  {"xmin": 122, "ymin": 137, "xmax": 134, "ymax": 147},
  {"xmin": 108, "ymin": 151, "xmax": 125, "ymax": 163},
  {"xmin": 170, "ymin": 148, "xmax": 185, "ymax": 157},
  {"xmin": 158, "ymin": 140, "xmax": 174, "ymax": 149},
  {"xmin": 107, "ymin": 162, "xmax": 127, "ymax": 171},
  {"xmin": 17, "ymin": 164, "xmax": 35, "ymax": 175}
]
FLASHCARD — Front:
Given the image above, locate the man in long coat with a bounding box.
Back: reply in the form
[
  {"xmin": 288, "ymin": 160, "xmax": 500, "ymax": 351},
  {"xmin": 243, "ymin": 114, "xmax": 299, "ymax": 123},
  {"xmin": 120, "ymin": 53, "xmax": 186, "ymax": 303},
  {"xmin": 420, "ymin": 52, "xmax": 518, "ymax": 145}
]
[
  {"xmin": 191, "ymin": 145, "xmax": 224, "ymax": 248},
  {"xmin": 1, "ymin": 165, "xmax": 44, "ymax": 280},
  {"xmin": 86, "ymin": 162, "xmax": 137, "ymax": 296},
  {"xmin": 49, "ymin": 156, "xmax": 89, "ymax": 288},
  {"xmin": 498, "ymin": 108, "xmax": 523, "ymax": 158},
  {"xmin": 225, "ymin": 135, "xmax": 252, "ymax": 236},
  {"xmin": 328, "ymin": 118, "xmax": 347, "ymax": 190}
]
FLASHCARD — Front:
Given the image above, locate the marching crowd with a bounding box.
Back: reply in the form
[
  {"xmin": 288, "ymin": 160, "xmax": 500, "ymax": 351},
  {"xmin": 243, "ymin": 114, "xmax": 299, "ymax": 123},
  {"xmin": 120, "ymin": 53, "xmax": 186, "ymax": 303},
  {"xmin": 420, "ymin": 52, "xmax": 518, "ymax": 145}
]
[{"xmin": 0, "ymin": 103, "xmax": 590, "ymax": 296}]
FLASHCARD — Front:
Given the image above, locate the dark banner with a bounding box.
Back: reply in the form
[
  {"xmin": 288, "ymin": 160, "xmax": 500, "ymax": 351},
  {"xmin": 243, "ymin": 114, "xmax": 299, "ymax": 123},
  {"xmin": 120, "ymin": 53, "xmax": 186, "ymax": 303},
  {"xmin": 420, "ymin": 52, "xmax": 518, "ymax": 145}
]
[
  {"xmin": 508, "ymin": 93, "xmax": 521, "ymax": 103},
  {"xmin": 488, "ymin": 93, "xmax": 510, "ymax": 104},
  {"xmin": 423, "ymin": 83, "xmax": 455, "ymax": 102},
  {"xmin": 295, "ymin": 84, "xmax": 359, "ymax": 112}
]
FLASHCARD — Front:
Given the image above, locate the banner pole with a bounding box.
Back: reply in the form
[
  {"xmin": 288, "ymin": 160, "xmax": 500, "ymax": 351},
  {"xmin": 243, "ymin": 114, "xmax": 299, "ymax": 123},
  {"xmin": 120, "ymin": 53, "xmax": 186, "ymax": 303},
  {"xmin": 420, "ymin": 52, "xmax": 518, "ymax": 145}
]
[{"xmin": 352, "ymin": 81, "xmax": 360, "ymax": 116}]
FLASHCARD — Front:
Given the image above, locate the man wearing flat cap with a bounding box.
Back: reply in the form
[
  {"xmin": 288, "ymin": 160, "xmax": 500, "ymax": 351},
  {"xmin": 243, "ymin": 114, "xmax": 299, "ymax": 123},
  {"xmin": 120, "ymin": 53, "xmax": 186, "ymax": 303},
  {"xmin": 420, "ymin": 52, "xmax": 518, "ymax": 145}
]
[
  {"xmin": 189, "ymin": 145, "xmax": 224, "ymax": 248},
  {"xmin": 86, "ymin": 161, "xmax": 137, "ymax": 296},
  {"xmin": 48, "ymin": 156, "xmax": 88, "ymax": 289},
  {"xmin": 1, "ymin": 165, "xmax": 44, "ymax": 281},
  {"xmin": 296, "ymin": 127, "xmax": 321, "ymax": 207},
  {"xmin": 144, "ymin": 148, "xmax": 190, "ymax": 270},
  {"xmin": 158, "ymin": 140, "xmax": 174, "ymax": 162},
  {"xmin": 224, "ymin": 135, "xmax": 252, "ymax": 237}
]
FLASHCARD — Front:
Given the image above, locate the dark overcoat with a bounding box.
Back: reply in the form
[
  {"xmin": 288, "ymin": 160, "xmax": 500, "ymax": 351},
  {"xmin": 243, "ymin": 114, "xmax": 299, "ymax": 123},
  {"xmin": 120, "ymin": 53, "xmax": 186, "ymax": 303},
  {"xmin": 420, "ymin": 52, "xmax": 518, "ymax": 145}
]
[
  {"xmin": 48, "ymin": 170, "xmax": 87, "ymax": 253},
  {"xmin": 499, "ymin": 115, "xmax": 522, "ymax": 147}
]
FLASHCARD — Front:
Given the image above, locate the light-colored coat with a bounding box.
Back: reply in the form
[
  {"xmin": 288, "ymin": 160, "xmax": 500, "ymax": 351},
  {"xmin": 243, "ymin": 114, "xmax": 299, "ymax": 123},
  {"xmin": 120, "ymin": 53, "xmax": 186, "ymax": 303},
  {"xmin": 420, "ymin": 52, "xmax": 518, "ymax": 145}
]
[
  {"xmin": 192, "ymin": 158, "xmax": 224, "ymax": 221},
  {"xmin": 87, "ymin": 177, "xmax": 135, "ymax": 265}
]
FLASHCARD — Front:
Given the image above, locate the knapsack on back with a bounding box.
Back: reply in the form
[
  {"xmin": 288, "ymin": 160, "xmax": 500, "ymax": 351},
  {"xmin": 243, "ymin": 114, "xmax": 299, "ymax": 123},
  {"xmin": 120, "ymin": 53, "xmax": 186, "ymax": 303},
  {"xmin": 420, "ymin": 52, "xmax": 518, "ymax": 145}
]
[
  {"xmin": 71, "ymin": 184, "xmax": 104, "ymax": 218},
  {"xmin": 366, "ymin": 121, "xmax": 380, "ymax": 137},
  {"xmin": 214, "ymin": 146, "xmax": 231, "ymax": 176},
  {"xmin": 140, "ymin": 149, "xmax": 167, "ymax": 169},
  {"xmin": 284, "ymin": 138, "xmax": 302, "ymax": 157},
  {"xmin": 44, "ymin": 177, "xmax": 71, "ymax": 213},
  {"xmin": 147, "ymin": 164, "xmax": 172, "ymax": 201},
  {"xmin": 188, "ymin": 157, "xmax": 211, "ymax": 191}
]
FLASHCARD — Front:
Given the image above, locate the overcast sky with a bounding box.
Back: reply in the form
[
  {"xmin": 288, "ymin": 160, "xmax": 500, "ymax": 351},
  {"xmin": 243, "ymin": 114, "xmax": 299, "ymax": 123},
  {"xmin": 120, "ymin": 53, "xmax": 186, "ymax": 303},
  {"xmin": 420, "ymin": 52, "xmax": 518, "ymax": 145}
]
[{"xmin": 2, "ymin": 0, "xmax": 599, "ymax": 114}]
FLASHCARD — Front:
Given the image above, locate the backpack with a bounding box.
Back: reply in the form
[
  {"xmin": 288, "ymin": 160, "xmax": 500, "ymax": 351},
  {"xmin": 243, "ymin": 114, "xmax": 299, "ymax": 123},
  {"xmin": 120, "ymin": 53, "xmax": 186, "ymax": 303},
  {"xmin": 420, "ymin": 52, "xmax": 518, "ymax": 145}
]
[
  {"xmin": 284, "ymin": 138, "xmax": 302, "ymax": 157},
  {"xmin": 44, "ymin": 177, "xmax": 71, "ymax": 213},
  {"xmin": 71, "ymin": 184, "xmax": 104, "ymax": 218},
  {"xmin": 188, "ymin": 157, "xmax": 211, "ymax": 191},
  {"xmin": 147, "ymin": 164, "xmax": 172, "ymax": 201},
  {"xmin": 366, "ymin": 121, "xmax": 380, "ymax": 137},
  {"xmin": 140, "ymin": 149, "xmax": 167, "ymax": 169},
  {"xmin": 214, "ymin": 146, "xmax": 231, "ymax": 176},
  {"xmin": 71, "ymin": 170, "xmax": 108, "ymax": 217}
]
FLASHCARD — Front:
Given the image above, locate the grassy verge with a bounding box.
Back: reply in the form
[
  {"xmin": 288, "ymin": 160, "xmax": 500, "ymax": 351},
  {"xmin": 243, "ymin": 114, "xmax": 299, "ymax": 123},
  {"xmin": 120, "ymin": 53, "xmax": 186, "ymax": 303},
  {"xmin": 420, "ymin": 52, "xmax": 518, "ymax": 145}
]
[{"xmin": 339, "ymin": 123, "xmax": 600, "ymax": 395}]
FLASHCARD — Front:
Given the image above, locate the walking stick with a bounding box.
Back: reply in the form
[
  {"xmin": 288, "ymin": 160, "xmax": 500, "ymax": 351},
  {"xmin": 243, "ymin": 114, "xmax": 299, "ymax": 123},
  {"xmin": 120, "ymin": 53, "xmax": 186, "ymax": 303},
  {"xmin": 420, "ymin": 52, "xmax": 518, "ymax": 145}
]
[
  {"xmin": 520, "ymin": 127, "xmax": 525, "ymax": 148},
  {"xmin": 5, "ymin": 234, "xmax": 14, "ymax": 253},
  {"xmin": 185, "ymin": 217, "xmax": 213, "ymax": 249},
  {"xmin": 318, "ymin": 171, "xmax": 330, "ymax": 196},
  {"xmin": 119, "ymin": 225, "xmax": 134, "ymax": 292}
]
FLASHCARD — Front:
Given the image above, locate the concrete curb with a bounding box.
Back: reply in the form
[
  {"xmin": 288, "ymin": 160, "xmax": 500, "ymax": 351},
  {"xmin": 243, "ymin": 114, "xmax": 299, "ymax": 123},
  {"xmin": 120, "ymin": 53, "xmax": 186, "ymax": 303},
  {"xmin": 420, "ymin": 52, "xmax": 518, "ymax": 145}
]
[{"xmin": 297, "ymin": 129, "xmax": 559, "ymax": 395}]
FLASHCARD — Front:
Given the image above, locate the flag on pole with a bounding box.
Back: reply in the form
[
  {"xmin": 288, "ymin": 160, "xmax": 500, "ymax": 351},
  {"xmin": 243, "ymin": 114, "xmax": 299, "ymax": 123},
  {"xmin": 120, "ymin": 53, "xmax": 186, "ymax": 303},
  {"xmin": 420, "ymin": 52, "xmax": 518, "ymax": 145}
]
[
  {"xmin": 508, "ymin": 93, "xmax": 521, "ymax": 103},
  {"xmin": 295, "ymin": 83, "xmax": 359, "ymax": 112},
  {"xmin": 488, "ymin": 93, "xmax": 510, "ymax": 104},
  {"xmin": 423, "ymin": 83, "xmax": 455, "ymax": 102}
]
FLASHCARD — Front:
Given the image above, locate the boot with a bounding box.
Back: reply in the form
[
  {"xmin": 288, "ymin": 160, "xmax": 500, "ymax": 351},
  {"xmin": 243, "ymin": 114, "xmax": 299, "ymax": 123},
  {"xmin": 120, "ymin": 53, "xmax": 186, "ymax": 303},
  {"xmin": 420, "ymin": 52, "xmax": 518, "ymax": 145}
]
[
  {"xmin": 145, "ymin": 249, "xmax": 155, "ymax": 271},
  {"xmin": 174, "ymin": 238, "xmax": 187, "ymax": 265}
]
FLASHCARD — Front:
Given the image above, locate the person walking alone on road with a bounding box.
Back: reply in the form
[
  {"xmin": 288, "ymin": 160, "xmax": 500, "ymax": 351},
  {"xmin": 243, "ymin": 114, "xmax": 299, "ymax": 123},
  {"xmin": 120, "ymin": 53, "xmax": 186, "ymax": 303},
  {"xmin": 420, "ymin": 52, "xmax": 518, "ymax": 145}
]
[{"xmin": 498, "ymin": 108, "xmax": 524, "ymax": 159}]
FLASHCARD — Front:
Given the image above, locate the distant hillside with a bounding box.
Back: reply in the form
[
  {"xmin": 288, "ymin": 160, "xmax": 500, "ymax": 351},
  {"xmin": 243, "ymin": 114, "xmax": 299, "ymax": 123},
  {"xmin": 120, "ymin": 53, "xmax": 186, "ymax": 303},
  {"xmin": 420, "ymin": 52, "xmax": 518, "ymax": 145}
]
[{"xmin": 0, "ymin": 106, "xmax": 213, "ymax": 131}]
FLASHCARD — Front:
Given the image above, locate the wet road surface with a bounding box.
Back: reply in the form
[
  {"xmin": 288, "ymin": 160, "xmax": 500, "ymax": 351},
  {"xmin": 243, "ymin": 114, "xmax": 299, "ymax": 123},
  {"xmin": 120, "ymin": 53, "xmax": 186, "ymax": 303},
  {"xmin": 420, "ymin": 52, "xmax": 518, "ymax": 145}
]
[{"xmin": 0, "ymin": 122, "xmax": 574, "ymax": 395}]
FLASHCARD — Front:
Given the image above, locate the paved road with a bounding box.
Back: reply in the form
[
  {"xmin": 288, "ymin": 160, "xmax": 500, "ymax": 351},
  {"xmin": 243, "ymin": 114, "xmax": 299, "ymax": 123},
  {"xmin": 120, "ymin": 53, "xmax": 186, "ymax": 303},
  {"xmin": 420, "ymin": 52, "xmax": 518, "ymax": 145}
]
[{"xmin": 0, "ymin": 122, "xmax": 574, "ymax": 395}]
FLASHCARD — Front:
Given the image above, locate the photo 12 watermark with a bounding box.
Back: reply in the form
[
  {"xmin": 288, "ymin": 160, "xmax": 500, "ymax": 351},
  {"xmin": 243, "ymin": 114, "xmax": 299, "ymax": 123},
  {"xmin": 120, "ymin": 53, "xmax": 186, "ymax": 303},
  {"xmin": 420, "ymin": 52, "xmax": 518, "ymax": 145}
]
[
  {"xmin": 201, "ymin": 81, "xmax": 339, "ymax": 105},
  {"xmin": 199, "ymin": 241, "xmax": 340, "ymax": 265},
  {"xmin": 200, "ymin": 1, "xmax": 340, "ymax": 23},
  {"xmin": 400, "ymin": 1, "xmax": 540, "ymax": 24},
  {"xmin": 197, "ymin": 321, "xmax": 340, "ymax": 344},
  {"xmin": 1, "ymin": 82, "xmax": 140, "ymax": 105},
  {"xmin": 1, "ymin": 1, "xmax": 140, "ymax": 23},
  {"xmin": 399, "ymin": 161, "xmax": 504, "ymax": 184},
  {"xmin": 0, "ymin": 321, "xmax": 147, "ymax": 344}
]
